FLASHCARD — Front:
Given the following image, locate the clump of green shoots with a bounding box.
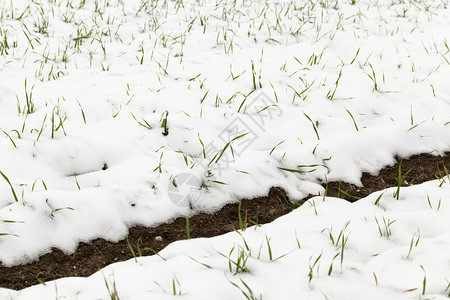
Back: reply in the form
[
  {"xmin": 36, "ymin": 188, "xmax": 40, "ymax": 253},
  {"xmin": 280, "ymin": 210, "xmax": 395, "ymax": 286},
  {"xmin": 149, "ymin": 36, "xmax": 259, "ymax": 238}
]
[
  {"xmin": 229, "ymin": 278, "xmax": 262, "ymax": 300},
  {"xmin": 172, "ymin": 276, "xmax": 182, "ymax": 296},
  {"xmin": 251, "ymin": 60, "xmax": 262, "ymax": 90},
  {"xmin": 218, "ymin": 245, "xmax": 250, "ymax": 275},
  {"xmin": 137, "ymin": 42, "xmax": 145, "ymax": 64},
  {"xmin": 367, "ymin": 63, "xmax": 380, "ymax": 91},
  {"xmin": 103, "ymin": 274, "xmax": 120, "ymax": 300},
  {"xmin": 308, "ymin": 252, "xmax": 322, "ymax": 283},
  {"xmin": 425, "ymin": 192, "xmax": 441, "ymax": 211},
  {"xmin": 322, "ymin": 221, "xmax": 350, "ymax": 272},
  {"xmin": 16, "ymin": 79, "xmax": 35, "ymax": 115},
  {"xmin": 50, "ymin": 105, "xmax": 67, "ymax": 138},
  {"xmin": 131, "ymin": 113, "xmax": 152, "ymax": 130},
  {"xmin": 209, "ymin": 132, "xmax": 249, "ymax": 166},
  {"xmin": 436, "ymin": 163, "xmax": 450, "ymax": 187},
  {"xmin": 0, "ymin": 28, "xmax": 12, "ymax": 56},
  {"xmin": 374, "ymin": 214, "xmax": 396, "ymax": 237},
  {"xmin": 393, "ymin": 160, "xmax": 412, "ymax": 200},
  {"xmin": 404, "ymin": 229, "xmax": 420, "ymax": 259}
]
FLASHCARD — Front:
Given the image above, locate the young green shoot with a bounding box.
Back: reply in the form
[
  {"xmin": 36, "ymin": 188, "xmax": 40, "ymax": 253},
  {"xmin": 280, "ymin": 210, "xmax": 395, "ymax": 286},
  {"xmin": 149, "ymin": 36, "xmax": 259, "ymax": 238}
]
[
  {"xmin": 328, "ymin": 252, "xmax": 340, "ymax": 276},
  {"xmin": 130, "ymin": 113, "xmax": 152, "ymax": 130},
  {"xmin": 126, "ymin": 237, "xmax": 138, "ymax": 262},
  {"xmin": 0, "ymin": 171, "xmax": 18, "ymax": 202},
  {"xmin": 160, "ymin": 111, "xmax": 169, "ymax": 136},
  {"xmin": 238, "ymin": 200, "xmax": 247, "ymax": 231},
  {"xmin": 269, "ymin": 140, "xmax": 285, "ymax": 155},
  {"xmin": 336, "ymin": 186, "xmax": 361, "ymax": 201},
  {"xmin": 327, "ymin": 67, "xmax": 343, "ymax": 100},
  {"xmin": 77, "ymin": 100, "xmax": 87, "ymax": 124},
  {"xmin": 374, "ymin": 192, "xmax": 385, "ymax": 206},
  {"xmin": 308, "ymin": 252, "xmax": 322, "ymax": 283},
  {"xmin": 295, "ymin": 229, "xmax": 302, "ymax": 249},
  {"xmin": 345, "ymin": 108, "xmax": 359, "ymax": 131},
  {"xmin": 186, "ymin": 205, "xmax": 194, "ymax": 239},
  {"xmin": 1, "ymin": 129, "xmax": 17, "ymax": 148},
  {"xmin": 303, "ymin": 112, "xmax": 320, "ymax": 140},
  {"xmin": 209, "ymin": 132, "xmax": 249, "ymax": 166},
  {"xmin": 420, "ymin": 265, "xmax": 427, "ymax": 295},
  {"xmin": 31, "ymin": 178, "xmax": 47, "ymax": 191}
]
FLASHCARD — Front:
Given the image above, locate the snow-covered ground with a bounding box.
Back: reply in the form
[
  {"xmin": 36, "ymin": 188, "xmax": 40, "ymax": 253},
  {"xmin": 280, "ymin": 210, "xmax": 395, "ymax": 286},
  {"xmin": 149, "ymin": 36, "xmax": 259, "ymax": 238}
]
[
  {"xmin": 0, "ymin": 0, "xmax": 449, "ymax": 298},
  {"xmin": 3, "ymin": 181, "xmax": 450, "ymax": 299}
]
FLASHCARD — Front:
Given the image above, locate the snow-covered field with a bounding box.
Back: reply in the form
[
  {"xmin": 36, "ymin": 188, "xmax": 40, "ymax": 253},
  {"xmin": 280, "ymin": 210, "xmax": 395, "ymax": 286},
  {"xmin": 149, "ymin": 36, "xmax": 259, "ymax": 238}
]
[
  {"xmin": 0, "ymin": 0, "xmax": 449, "ymax": 298},
  {"xmin": 4, "ymin": 181, "xmax": 450, "ymax": 299}
]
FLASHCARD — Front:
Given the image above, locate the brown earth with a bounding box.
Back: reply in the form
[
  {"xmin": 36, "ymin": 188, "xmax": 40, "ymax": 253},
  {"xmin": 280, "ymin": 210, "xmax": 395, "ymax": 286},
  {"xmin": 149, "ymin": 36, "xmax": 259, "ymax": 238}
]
[{"xmin": 0, "ymin": 152, "xmax": 449, "ymax": 290}]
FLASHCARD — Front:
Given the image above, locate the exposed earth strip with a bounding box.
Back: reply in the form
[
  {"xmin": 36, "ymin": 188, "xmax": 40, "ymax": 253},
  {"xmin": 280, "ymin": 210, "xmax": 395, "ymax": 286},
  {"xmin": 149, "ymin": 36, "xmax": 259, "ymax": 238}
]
[{"xmin": 1, "ymin": 152, "xmax": 449, "ymax": 290}]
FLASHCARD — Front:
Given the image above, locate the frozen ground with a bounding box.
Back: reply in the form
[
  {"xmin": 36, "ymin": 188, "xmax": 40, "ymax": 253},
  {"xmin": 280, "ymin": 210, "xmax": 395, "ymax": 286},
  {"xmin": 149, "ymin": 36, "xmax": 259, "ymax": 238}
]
[{"xmin": 0, "ymin": 0, "xmax": 449, "ymax": 298}]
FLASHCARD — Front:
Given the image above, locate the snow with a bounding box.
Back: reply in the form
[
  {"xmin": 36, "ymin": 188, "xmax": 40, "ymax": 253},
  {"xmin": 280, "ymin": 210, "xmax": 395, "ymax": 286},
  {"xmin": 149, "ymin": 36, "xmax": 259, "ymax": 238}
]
[
  {"xmin": 2, "ymin": 181, "xmax": 450, "ymax": 299},
  {"xmin": 0, "ymin": 0, "xmax": 449, "ymax": 298}
]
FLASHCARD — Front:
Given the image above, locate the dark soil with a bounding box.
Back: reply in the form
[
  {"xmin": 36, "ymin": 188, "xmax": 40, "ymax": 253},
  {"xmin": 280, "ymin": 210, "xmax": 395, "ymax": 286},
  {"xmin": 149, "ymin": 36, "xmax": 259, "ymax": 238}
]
[
  {"xmin": 325, "ymin": 152, "xmax": 450, "ymax": 201},
  {"xmin": 0, "ymin": 152, "xmax": 449, "ymax": 290}
]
